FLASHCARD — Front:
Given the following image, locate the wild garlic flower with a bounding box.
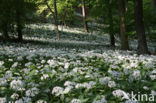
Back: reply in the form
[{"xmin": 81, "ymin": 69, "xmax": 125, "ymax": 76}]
[
  {"xmin": 52, "ymin": 86, "xmax": 64, "ymax": 96},
  {"xmin": 108, "ymin": 81, "xmax": 116, "ymax": 88},
  {"xmin": 70, "ymin": 99, "xmax": 81, "ymax": 103},
  {"xmin": 25, "ymin": 87, "xmax": 39, "ymax": 97},
  {"xmin": 0, "ymin": 97, "xmax": 6, "ymax": 103},
  {"xmin": 10, "ymin": 80, "xmax": 24, "ymax": 91},
  {"xmin": 99, "ymin": 77, "xmax": 111, "ymax": 85},
  {"xmin": 11, "ymin": 93, "xmax": 19, "ymax": 100}
]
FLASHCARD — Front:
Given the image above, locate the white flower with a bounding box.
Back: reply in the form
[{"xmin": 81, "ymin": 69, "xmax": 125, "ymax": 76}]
[
  {"xmin": 146, "ymin": 62, "xmax": 154, "ymax": 68},
  {"xmin": 11, "ymin": 93, "xmax": 19, "ymax": 100},
  {"xmin": 151, "ymin": 90, "xmax": 156, "ymax": 96},
  {"xmin": 37, "ymin": 100, "xmax": 47, "ymax": 103},
  {"xmin": 88, "ymin": 81, "xmax": 96, "ymax": 88},
  {"xmin": 73, "ymin": 68, "xmax": 78, "ymax": 73},
  {"xmin": 12, "ymin": 62, "xmax": 18, "ymax": 68},
  {"xmin": 52, "ymin": 86, "xmax": 64, "ymax": 96},
  {"xmin": 99, "ymin": 77, "xmax": 111, "ymax": 85},
  {"xmin": 108, "ymin": 81, "xmax": 116, "ymax": 88},
  {"xmin": 129, "ymin": 70, "xmax": 141, "ymax": 82},
  {"xmin": 112, "ymin": 89, "xmax": 129, "ymax": 100},
  {"xmin": 75, "ymin": 83, "xmax": 89, "ymax": 89},
  {"xmin": 64, "ymin": 81, "xmax": 75, "ymax": 87},
  {"xmin": 41, "ymin": 60, "xmax": 46, "ymax": 64},
  {"xmin": 63, "ymin": 86, "xmax": 73, "ymax": 94},
  {"xmin": 4, "ymin": 70, "xmax": 13, "ymax": 79},
  {"xmin": 25, "ymin": 62, "xmax": 32, "ymax": 67},
  {"xmin": 123, "ymin": 68, "xmax": 131, "ymax": 75},
  {"xmin": 15, "ymin": 99, "xmax": 24, "ymax": 103},
  {"xmin": 0, "ymin": 61, "xmax": 4, "ymax": 67},
  {"xmin": 0, "ymin": 78, "xmax": 7, "ymax": 86},
  {"xmin": 133, "ymin": 70, "xmax": 141, "ymax": 79},
  {"xmin": 17, "ymin": 56, "xmax": 23, "ymax": 61},
  {"xmin": 51, "ymin": 70, "xmax": 57, "ymax": 75},
  {"xmin": 47, "ymin": 59, "xmax": 57, "ymax": 67},
  {"xmin": 108, "ymin": 70, "xmax": 122, "ymax": 80},
  {"xmin": 143, "ymin": 86, "xmax": 149, "ymax": 90},
  {"xmin": 151, "ymin": 69, "xmax": 156, "ymax": 74},
  {"xmin": 70, "ymin": 99, "xmax": 81, "ymax": 103},
  {"xmin": 150, "ymin": 75, "xmax": 156, "ymax": 80},
  {"xmin": 25, "ymin": 87, "xmax": 39, "ymax": 97},
  {"xmin": 64, "ymin": 62, "xmax": 70, "ymax": 69},
  {"xmin": 0, "ymin": 97, "xmax": 6, "ymax": 103},
  {"xmin": 75, "ymin": 83, "xmax": 83, "ymax": 89},
  {"xmin": 41, "ymin": 74, "xmax": 49, "ymax": 80},
  {"xmin": 10, "ymin": 80, "xmax": 24, "ymax": 91}
]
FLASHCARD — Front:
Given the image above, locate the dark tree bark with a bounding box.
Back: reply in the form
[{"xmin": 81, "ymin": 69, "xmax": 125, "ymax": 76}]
[
  {"xmin": 118, "ymin": 0, "xmax": 129, "ymax": 50},
  {"xmin": 62, "ymin": 9, "xmax": 67, "ymax": 27},
  {"xmin": 41, "ymin": 10, "xmax": 47, "ymax": 23},
  {"xmin": 45, "ymin": 0, "xmax": 60, "ymax": 40},
  {"xmin": 108, "ymin": 2, "xmax": 115, "ymax": 46},
  {"xmin": 53, "ymin": 0, "xmax": 60, "ymax": 40},
  {"xmin": 16, "ymin": 11, "xmax": 23, "ymax": 42},
  {"xmin": 82, "ymin": 0, "xmax": 88, "ymax": 33},
  {"xmin": 153, "ymin": 0, "xmax": 156, "ymax": 8},
  {"xmin": 134, "ymin": 0, "xmax": 149, "ymax": 54}
]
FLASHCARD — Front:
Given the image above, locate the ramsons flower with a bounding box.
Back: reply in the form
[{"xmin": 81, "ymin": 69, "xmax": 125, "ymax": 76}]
[
  {"xmin": 70, "ymin": 99, "xmax": 81, "ymax": 103},
  {"xmin": 10, "ymin": 80, "xmax": 24, "ymax": 91},
  {"xmin": 52, "ymin": 86, "xmax": 64, "ymax": 96}
]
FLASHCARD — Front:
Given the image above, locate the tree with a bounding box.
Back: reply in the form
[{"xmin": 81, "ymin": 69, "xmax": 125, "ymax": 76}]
[
  {"xmin": 90, "ymin": 0, "xmax": 118, "ymax": 46},
  {"xmin": 134, "ymin": 0, "xmax": 149, "ymax": 54},
  {"xmin": 153, "ymin": 0, "xmax": 156, "ymax": 8},
  {"xmin": 53, "ymin": 0, "xmax": 60, "ymax": 40},
  {"xmin": 107, "ymin": 0, "xmax": 115, "ymax": 46},
  {"xmin": 118, "ymin": 0, "xmax": 129, "ymax": 50},
  {"xmin": 0, "ymin": 0, "xmax": 13, "ymax": 40},
  {"xmin": 44, "ymin": 0, "xmax": 60, "ymax": 40},
  {"xmin": 81, "ymin": 0, "xmax": 88, "ymax": 32},
  {"xmin": 0, "ymin": 0, "xmax": 36, "ymax": 41},
  {"xmin": 14, "ymin": 0, "xmax": 24, "ymax": 42}
]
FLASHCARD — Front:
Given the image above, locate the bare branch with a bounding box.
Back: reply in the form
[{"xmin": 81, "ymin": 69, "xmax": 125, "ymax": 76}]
[{"xmin": 44, "ymin": 0, "xmax": 55, "ymax": 16}]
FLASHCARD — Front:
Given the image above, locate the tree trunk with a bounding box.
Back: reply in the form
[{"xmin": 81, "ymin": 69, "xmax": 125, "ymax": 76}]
[
  {"xmin": 108, "ymin": 2, "xmax": 115, "ymax": 46},
  {"xmin": 53, "ymin": 0, "xmax": 60, "ymax": 40},
  {"xmin": 63, "ymin": 10, "xmax": 67, "ymax": 27},
  {"xmin": 16, "ymin": 11, "xmax": 23, "ymax": 42},
  {"xmin": 153, "ymin": 0, "xmax": 156, "ymax": 9},
  {"xmin": 118, "ymin": 0, "xmax": 129, "ymax": 50},
  {"xmin": 82, "ymin": 0, "xmax": 88, "ymax": 33},
  {"xmin": 134, "ymin": 0, "xmax": 149, "ymax": 54}
]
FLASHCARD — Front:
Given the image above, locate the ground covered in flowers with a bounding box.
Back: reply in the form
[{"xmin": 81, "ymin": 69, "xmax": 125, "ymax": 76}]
[{"xmin": 0, "ymin": 24, "xmax": 156, "ymax": 103}]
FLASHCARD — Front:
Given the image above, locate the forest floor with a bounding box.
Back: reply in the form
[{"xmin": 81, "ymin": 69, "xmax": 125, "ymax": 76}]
[{"xmin": 0, "ymin": 24, "xmax": 155, "ymax": 103}]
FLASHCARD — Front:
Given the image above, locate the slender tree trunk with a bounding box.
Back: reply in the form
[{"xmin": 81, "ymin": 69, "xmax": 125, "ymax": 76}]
[
  {"xmin": 63, "ymin": 10, "xmax": 67, "ymax": 27},
  {"xmin": 118, "ymin": 0, "xmax": 129, "ymax": 50},
  {"xmin": 82, "ymin": 0, "xmax": 88, "ymax": 32},
  {"xmin": 16, "ymin": 11, "xmax": 23, "ymax": 42},
  {"xmin": 153, "ymin": 0, "xmax": 156, "ymax": 8},
  {"xmin": 53, "ymin": 0, "xmax": 60, "ymax": 40},
  {"xmin": 134, "ymin": 0, "xmax": 149, "ymax": 54},
  {"xmin": 108, "ymin": 2, "xmax": 115, "ymax": 46}
]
